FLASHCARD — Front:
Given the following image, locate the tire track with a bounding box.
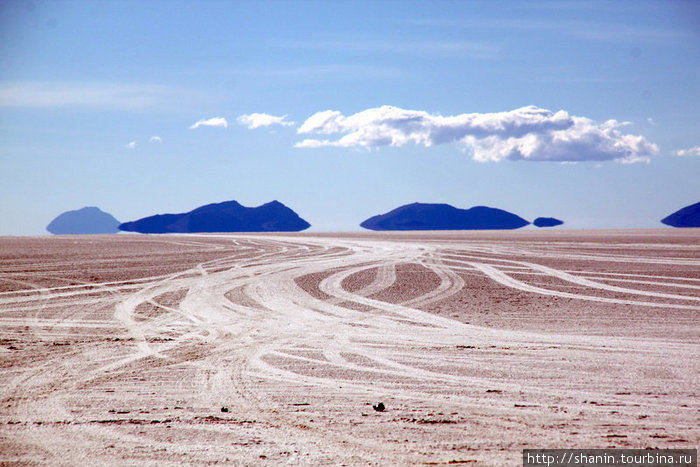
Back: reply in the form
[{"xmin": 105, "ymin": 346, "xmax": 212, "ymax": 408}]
[{"xmin": 1, "ymin": 232, "xmax": 698, "ymax": 466}]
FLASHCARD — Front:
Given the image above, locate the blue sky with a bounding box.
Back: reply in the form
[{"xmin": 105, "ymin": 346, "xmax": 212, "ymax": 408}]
[{"xmin": 1, "ymin": 0, "xmax": 698, "ymax": 234}]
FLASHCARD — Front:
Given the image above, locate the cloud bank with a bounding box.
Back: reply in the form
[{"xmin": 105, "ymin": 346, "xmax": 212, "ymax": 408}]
[
  {"xmin": 189, "ymin": 117, "xmax": 228, "ymax": 129},
  {"xmin": 674, "ymin": 146, "xmax": 700, "ymax": 157},
  {"xmin": 237, "ymin": 113, "xmax": 295, "ymax": 129},
  {"xmin": 295, "ymin": 105, "xmax": 658, "ymax": 163}
]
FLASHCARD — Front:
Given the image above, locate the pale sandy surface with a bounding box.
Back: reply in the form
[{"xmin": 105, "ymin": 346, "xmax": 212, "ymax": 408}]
[{"xmin": 0, "ymin": 230, "xmax": 698, "ymax": 466}]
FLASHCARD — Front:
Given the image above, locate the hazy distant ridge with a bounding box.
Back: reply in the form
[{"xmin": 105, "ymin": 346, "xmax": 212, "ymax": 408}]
[
  {"xmin": 119, "ymin": 200, "xmax": 311, "ymax": 233},
  {"xmin": 47, "ymin": 207, "xmax": 121, "ymax": 235}
]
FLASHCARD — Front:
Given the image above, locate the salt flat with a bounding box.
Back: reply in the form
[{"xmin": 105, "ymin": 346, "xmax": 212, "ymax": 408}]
[{"xmin": 0, "ymin": 230, "xmax": 698, "ymax": 465}]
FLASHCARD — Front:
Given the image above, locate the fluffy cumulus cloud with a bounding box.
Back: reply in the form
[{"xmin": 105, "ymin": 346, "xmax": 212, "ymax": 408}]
[
  {"xmin": 149, "ymin": 135, "xmax": 162, "ymax": 143},
  {"xmin": 125, "ymin": 141, "xmax": 137, "ymax": 149},
  {"xmin": 237, "ymin": 113, "xmax": 295, "ymax": 129},
  {"xmin": 189, "ymin": 117, "xmax": 228, "ymax": 129},
  {"xmin": 295, "ymin": 105, "xmax": 658, "ymax": 163},
  {"xmin": 674, "ymin": 146, "xmax": 700, "ymax": 157}
]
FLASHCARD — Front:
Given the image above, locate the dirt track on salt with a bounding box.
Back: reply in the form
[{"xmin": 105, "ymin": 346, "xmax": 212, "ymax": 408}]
[{"xmin": 0, "ymin": 230, "xmax": 698, "ymax": 465}]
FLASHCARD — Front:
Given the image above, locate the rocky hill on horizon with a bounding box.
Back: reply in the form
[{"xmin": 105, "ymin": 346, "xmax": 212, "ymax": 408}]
[
  {"xmin": 360, "ymin": 202, "xmax": 531, "ymax": 231},
  {"xmin": 119, "ymin": 200, "xmax": 311, "ymax": 233},
  {"xmin": 533, "ymin": 217, "xmax": 564, "ymax": 228},
  {"xmin": 661, "ymin": 201, "xmax": 700, "ymax": 228}
]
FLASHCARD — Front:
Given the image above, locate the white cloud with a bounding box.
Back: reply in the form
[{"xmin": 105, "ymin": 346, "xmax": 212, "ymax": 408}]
[
  {"xmin": 295, "ymin": 105, "xmax": 658, "ymax": 163},
  {"xmin": 0, "ymin": 81, "xmax": 189, "ymax": 111},
  {"xmin": 282, "ymin": 40, "xmax": 500, "ymax": 59},
  {"xmin": 406, "ymin": 18, "xmax": 690, "ymax": 45},
  {"xmin": 125, "ymin": 141, "xmax": 137, "ymax": 149},
  {"xmin": 149, "ymin": 136, "xmax": 162, "ymax": 143},
  {"xmin": 189, "ymin": 117, "xmax": 228, "ymax": 129},
  {"xmin": 295, "ymin": 139, "xmax": 331, "ymax": 148},
  {"xmin": 240, "ymin": 64, "xmax": 401, "ymax": 80},
  {"xmin": 237, "ymin": 113, "xmax": 295, "ymax": 129},
  {"xmin": 674, "ymin": 146, "xmax": 700, "ymax": 157}
]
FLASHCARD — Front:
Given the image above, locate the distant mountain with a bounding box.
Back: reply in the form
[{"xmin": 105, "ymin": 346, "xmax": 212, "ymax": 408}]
[
  {"xmin": 533, "ymin": 217, "xmax": 564, "ymax": 228},
  {"xmin": 119, "ymin": 200, "xmax": 311, "ymax": 233},
  {"xmin": 360, "ymin": 203, "xmax": 530, "ymax": 231},
  {"xmin": 47, "ymin": 207, "xmax": 121, "ymax": 235},
  {"xmin": 661, "ymin": 201, "xmax": 700, "ymax": 228}
]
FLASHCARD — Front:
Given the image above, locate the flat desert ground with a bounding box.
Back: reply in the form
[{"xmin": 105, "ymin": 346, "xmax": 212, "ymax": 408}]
[{"xmin": 0, "ymin": 230, "xmax": 698, "ymax": 466}]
